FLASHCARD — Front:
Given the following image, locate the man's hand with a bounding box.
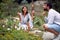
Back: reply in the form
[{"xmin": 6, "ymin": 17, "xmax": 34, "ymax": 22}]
[
  {"xmin": 42, "ymin": 11, "xmax": 47, "ymax": 16},
  {"xmin": 31, "ymin": 10, "xmax": 35, "ymax": 15},
  {"xmin": 31, "ymin": 10, "xmax": 35, "ymax": 20}
]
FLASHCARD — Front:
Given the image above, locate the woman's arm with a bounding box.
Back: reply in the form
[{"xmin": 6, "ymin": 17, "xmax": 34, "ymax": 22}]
[
  {"xmin": 26, "ymin": 13, "xmax": 33, "ymax": 31},
  {"xmin": 26, "ymin": 22, "xmax": 30, "ymax": 32},
  {"xmin": 17, "ymin": 12, "xmax": 21, "ymax": 22}
]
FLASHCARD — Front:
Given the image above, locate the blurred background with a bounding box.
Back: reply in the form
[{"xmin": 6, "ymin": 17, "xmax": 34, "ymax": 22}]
[{"xmin": 0, "ymin": 0, "xmax": 60, "ymax": 40}]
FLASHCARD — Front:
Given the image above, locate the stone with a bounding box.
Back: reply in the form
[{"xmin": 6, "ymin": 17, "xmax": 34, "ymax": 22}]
[
  {"xmin": 42, "ymin": 32, "xmax": 55, "ymax": 40},
  {"xmin": 53, "ymin": 34, "xmax": 60, "ymax": 40}
]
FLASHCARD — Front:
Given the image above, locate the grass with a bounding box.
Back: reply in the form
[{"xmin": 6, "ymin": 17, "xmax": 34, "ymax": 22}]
[{"xmin": 0, "ymin": 26, "xmax": 43, "ymax": 40}]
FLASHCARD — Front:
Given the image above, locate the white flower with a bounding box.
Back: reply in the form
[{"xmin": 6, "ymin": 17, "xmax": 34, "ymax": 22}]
[
  {"xmin": 15, "ymin": 26, "xmax": 17, "ymax": 29},
  {"xmin": 7, "ymin": 28, "xmax": 11, "ymax": 30},
  {"xmin": 2, "ymin": 25, "xmax": 5, "ymax": 27},
  {"xmin": 13, "ymin": 19, "xmax": 16, "ymax": 22}
]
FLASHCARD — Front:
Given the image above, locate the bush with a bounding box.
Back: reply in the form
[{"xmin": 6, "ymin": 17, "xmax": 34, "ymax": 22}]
[
  {"xmin": 33, "ymin": 15, "xmax": 44, "ymax": 30},
  {"xmin": 47, "ymin": 0, "xmax": 60, "ymax": 13},
  {"xmin": 0, "ymin": 27, "xmax": 43, "ymax": 40},
  {"xmin": 0, "ymin": 0, "xmax": 19, "ymax": 19},
  {"xmin": 11, "ymin": 30, "xmax": 42, "ymax": 40}
]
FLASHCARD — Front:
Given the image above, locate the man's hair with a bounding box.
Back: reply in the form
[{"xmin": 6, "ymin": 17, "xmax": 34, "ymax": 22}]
[{"xmin": 44, "ymin": 3, "xmax": 52, "ymax": 9}]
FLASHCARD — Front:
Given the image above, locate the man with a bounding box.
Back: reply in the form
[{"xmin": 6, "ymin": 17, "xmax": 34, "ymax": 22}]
[{"xmin": 43, "ymin": 3, "xmax": 60, "ymax": 37}]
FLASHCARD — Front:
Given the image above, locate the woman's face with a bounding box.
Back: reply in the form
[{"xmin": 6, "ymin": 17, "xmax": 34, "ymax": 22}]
[{"xmin": 23, "ymin": 7, "xmax": 27, "ymax": 14}]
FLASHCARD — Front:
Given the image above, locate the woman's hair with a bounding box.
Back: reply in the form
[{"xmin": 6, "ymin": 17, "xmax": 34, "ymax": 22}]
[{"xmin": 22, "ymin": 6, "xmax": 28, "ymax": 15}]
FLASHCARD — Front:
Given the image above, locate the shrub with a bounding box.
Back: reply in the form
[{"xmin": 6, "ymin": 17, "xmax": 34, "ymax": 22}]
[
  {"xmin": 0, "ymin": 27, "xmax": 43, "ymax": 40},
  {"xmin": 0, "ymin": 0, "xmax": 19, "ymax": 19},
  {"xmin": 47, "ymin": 0, "xmax": 60, "ymax": 13}
]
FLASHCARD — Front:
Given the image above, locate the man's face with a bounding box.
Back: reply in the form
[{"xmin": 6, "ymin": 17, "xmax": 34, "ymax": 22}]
[{"xmin": 43, "ymin": 4, "xmax": 48, "ymax": 11}]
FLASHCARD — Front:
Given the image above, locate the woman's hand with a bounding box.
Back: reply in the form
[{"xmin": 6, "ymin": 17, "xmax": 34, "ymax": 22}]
[
  {"xmin": 17, "ymin": 12, "xmax": 20, "ymax": 15},
  {"xmin": 17, "ymin": 12, "xmax": 21, "ymax": 22},
  {"xmin": 26, "ymin": 22, "xmax": 30, "ymax": 32}
]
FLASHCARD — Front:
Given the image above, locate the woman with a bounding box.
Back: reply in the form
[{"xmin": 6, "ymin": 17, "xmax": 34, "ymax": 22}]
[{"xmin": 17, "ymin": 6, "xmax": 33, "ymax": 31}]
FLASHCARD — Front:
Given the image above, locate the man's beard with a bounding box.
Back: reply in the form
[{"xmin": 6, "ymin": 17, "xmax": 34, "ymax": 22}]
[{"xmin": 44, "ymin": 9, "xmax": 48, "ymax": 11}]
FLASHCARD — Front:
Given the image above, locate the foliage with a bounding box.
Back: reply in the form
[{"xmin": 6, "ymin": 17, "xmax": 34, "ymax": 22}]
[
  {"xmin": 47, "ymin": 0, "xmax": 60, "ymax": 13},
  {"xmin": 0, "ymin": 16, "xmax": 43, "ymax": 40},
  {"xmin": 33, "ymin": 15, "xmax": 44, "ymax": 31},
  {"xmin": 0, "ymin": 0, "xmax": 45, "ymax": 40},
  {"xmin": 0, "ymin": 0, "xmax": 19, "ymax": 19},
  {"xmin": 34, "ymin": 16, "xmax": 44, "ymax": 25},
  {"xmin": 0, "ymin": 26, "xmax": 42, "ymax": 40}
]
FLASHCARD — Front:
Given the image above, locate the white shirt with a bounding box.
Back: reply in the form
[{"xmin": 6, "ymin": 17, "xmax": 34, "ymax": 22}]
[
  {"xmin": 19, "ymin": 13, "xmax": 33, "ymax": 27},
  {"xmin": 47, "ymin": 9, "xmax": 60, "ymax": 25}
]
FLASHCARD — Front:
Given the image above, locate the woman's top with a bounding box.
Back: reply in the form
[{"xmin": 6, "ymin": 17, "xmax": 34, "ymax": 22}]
[{"xmin": 19, "ymin": 13, "xmax": 33, "ymax": 27}]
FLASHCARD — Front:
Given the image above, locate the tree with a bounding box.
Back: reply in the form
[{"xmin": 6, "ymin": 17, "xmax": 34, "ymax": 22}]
[
  {"xmin": 0, "ymin": 0, "xmax": 18, "ymax": 19},
  {"xmin": 14, "ymin": 0, "xmax": 37, "ymax": 4},
  {"xmin": 47, "ymin": 0, "xmax": 60, "ymax": 13}
]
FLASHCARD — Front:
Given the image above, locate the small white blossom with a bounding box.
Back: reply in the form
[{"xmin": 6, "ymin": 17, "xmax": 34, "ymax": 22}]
[
  {"xmin": 2, "ymin": 25, "xmax": 5, "ymax": 27},
  {"xmin": 7, "ymin": 28, "xmax": 11, "ymax": 30}
]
